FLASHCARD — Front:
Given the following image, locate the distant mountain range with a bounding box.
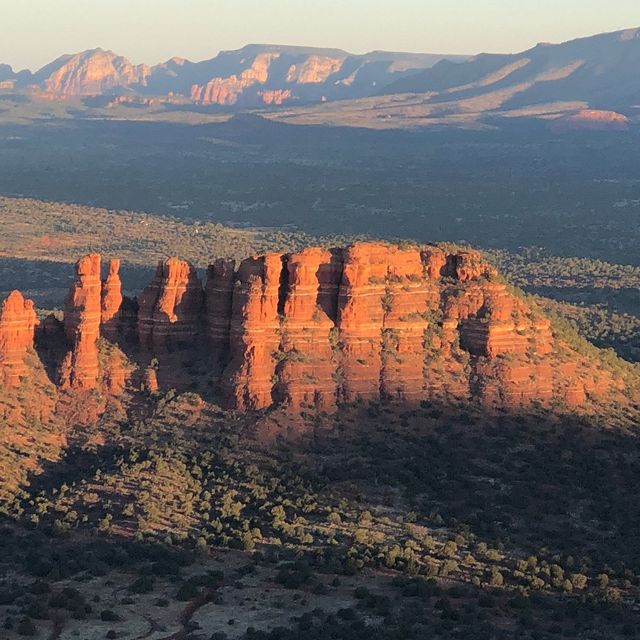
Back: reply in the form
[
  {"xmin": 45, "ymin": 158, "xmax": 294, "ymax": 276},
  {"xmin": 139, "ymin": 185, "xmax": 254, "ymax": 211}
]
[
  {"xmin": 380, "ymin": 27, "xmax": 640, "ymax": 111},
  {"xmin": 265, "ymin": 28, "xmax": 640, "ymax": 129},
  {"xmin": 0, "ymin": 45, "xmax": 467, "ymax": 106},
  {"xmin": 1, "ymin": 28, "xmax": 638, "ymax": 125}
]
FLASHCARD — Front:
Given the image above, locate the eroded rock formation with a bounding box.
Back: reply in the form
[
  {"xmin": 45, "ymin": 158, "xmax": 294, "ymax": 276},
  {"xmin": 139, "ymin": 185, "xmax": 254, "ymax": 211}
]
[
  {"xmin": 101, "ymin": 259, "xmax": 123, "ymax": 340},
  {"xmin": 2, "ymin": 244, "xmax": 627, "ymax": 416},
  {"xmin": 275, "ymin": 247, "xmax": 343, "ymax": 411},
  {"xmin": 204, "ymin": 258, "xmax": 236, "ymax": 369},
  {"xmin": 190, "ymin": 53, "xmax": 279, "ymax": 106},
  {"xmin": 259, "ymin": 89, "xmax": 293, "ymax": 105},
  {"xmin": 209, "ymin": 242, "xmax": 621, "ymax": 412},
  {"xmin": 220, "ymin": 254, "xmax": 283, "ymax": 410},
  {"xmin": 61, "ymin": 254, "xmax": 102, "ymax": 389},
  {"xmin": 285, "ymin": 56, "xmax": 344, "ymax": 84},
  {"xmin": 0, "ymin": 291, "xmax": 37, "ymax": 386},
  {"xmin": 136, "ymin": 258, "xmax": 204, "ymax": 389},
  {"xmin": 551, "ymin": 109, "xmax": 630, "ymax": 132},
  {"xmin": 137, "ymin": 258, "xmax": 203, "ymax": 351}
]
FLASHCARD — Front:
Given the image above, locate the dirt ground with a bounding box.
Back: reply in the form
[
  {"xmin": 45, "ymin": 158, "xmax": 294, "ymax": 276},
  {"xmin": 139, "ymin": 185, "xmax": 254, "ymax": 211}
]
[{"xmin": 1, "ymin": 548, "xmax": 390, "ymax": 640}]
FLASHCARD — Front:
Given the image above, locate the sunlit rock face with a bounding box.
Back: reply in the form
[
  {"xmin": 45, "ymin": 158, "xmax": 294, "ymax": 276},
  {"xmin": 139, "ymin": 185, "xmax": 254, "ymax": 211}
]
[
  {"xmin": 101, "ymin": 259, "xmax": 123, "ymax": 341},
  {"xmin": 4, "ymin": 244, "xmax": 625, "ymax": 415},
  {"xmin": 42, "ymin": 49, "xmax": 150, "ymax": 96},
  {"xmin": 206, "ymin": 242, "xmax": 619, "ymax": 412},
  {"xmin": 219, "ymin": 253, "xmax": 283, "ymax": 410},
  {"xmin": 0, "ymin": 291, "xmax": 37, "ymax": 387},
  {"xmin": 61, "ymin": 253, "xmax": 102, "ymax": 389},
  {"xmin": 137, "ymin": 258, "xmax": 204, "ymax": 352},
  {"xmin": 136, "ymin": 258, "xmax": 204, "ymax": 390},
  {"xmin": 551, "ymin": 110, "xmax": 630, "ymax": 132}
]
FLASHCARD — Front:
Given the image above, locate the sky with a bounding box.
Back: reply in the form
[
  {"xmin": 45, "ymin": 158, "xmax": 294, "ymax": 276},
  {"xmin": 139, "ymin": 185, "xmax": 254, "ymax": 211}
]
[{"xmin": 3, "ymin": 0, "xmax": 639, "ymax": 71}]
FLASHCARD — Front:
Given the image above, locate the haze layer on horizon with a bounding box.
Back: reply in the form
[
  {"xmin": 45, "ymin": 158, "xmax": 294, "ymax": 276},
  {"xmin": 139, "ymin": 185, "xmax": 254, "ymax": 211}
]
[{"xmin": 3, "ymin": 0, "xmax": 639, "ymax": 71}]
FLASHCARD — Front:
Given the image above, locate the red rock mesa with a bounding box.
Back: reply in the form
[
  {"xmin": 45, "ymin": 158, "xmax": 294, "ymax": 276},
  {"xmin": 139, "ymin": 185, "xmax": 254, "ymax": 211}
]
[{"xmin": 0, "ymin": 243, "xmax": 626, "ymax": 414}]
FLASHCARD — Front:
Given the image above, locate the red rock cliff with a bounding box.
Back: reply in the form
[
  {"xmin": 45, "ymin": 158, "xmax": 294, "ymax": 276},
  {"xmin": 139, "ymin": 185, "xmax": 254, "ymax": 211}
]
[
  {"xmin": 0, "ymin": 291, "xmax": 37, "ymax": 386},
  {"xmin": 136, "ymin": 258, "xmax": 204, "ymax": 390},
  {"xmin": 207, "ymin": 242, "xmax": 621, "ymax": 412},
  {"xmin": 101, "ymin": 258, "xmax": 123, "ymax": 340},
  {"xmin": 276, "ymin": 247, "xmax": 343, "ymax": 411},
  {"xmin": 61, "ymin": 254, "xmax": 102, "ymax": 389},
  {"xmin": 137, "ymin": 258, "xmax": 203, "ymax": 351},
  {"xmin": 220, "ymin": 254, "xmax": 282, "ymax": 410},
  {"xmin": 204, "ymin": 258, "xmax": 236, "ymax": 370},
  {"xmin": 4, "ymin": 244, "xmax": 626, "ymax": 416},
  {"xmin": 43, "ymin": 49, "xmax": 150, "ymax": 97}
]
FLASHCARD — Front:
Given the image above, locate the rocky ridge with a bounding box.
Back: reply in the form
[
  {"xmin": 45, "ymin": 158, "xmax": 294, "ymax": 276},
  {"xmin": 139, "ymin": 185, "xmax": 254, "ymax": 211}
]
[
  {"xmin": 6, "ymin": 46, "xmax": 462, "ymax": 106},
  {"xmin": 0, "ymin": 243, "xmax": 629, "ymax": 415}
]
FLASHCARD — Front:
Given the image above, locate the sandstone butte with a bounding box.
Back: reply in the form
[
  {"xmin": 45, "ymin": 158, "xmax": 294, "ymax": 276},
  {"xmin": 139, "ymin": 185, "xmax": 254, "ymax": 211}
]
[{"xmin": 0, "ymin": 243, "xmax": 628, "ymax": 415}]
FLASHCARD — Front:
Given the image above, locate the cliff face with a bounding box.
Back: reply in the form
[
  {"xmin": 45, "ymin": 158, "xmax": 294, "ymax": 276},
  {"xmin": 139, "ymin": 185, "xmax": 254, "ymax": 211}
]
[
  {"xmin": 61, "ymin": 254, "xmax": 103, "ymax": 389},
  {"xmin": 190, "ymin": 52, "xmax": 281, "ymax": 106},
  {"xmin": 276, "ymin": 247, "xmax": 343, "ymax": 411},
  {"xmin": 0, "ymin": 291, "xmax": 37, "ymax": 386},
  {"xmin": 190, "ymin": 52, "xmax": 347, "ymax": 105},
  {"xmin": 1, "ymin": 243, "xmax": 628, "ymax": 416},
  {"xmin": 204, "ymin": 258, "xmax": 236, "ymax": 370},
  {"xmin": 209, "ymin": 242, "xmax": 622, "ymax": 412},
  {"xmin": 137, "ymin": 258, "xmax": 204, "ymax": 389},
  {"xmin": 40, "ymin": 49, "xmax": 150, "ymax": 97},
  {"xmin": 137, "ymin": 258, "xmax": 203, "ymax": 351},
  {"xmin": 14, "ymin": 45, "xmax": 464, "ymax": 107},
  {"xmin": 60, "ymin": 255, "xmax": 129, "ymax": 391},
  {"xmin": 101, "ymin": 258, "xmax": 123, "ymax": 340},
  {"xmin": 220, "ymin": 254, "xmax": 283, "ymax": 410}
]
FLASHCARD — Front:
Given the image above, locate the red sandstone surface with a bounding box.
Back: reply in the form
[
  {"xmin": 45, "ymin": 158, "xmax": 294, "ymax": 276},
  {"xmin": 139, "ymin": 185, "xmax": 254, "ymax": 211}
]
[
  {"xmin": 61, "ymin": 253, "xmax": 103, "ymax": 389},
  {"xmin": 0, "ymin": 243, "xmax": 629, "ymax": 416},
  {"xmin": 137, "ymin": 258, "xmax": 204, "ymax": 389},
  {"xmin": 190, "ymin": 52, "xmax": 345, "ymax": 106},
  {"xmin": 0, "ymin": 291, "xmax": 37, "ymax": 386},
  {"xmin": 191, "ymin": 53, "xmax": 279, "ymax": 106},
  {"xmin": 137, "ymin": 258, "xmax": 203, "ymax": 351},
  {"xmin": 220, "ymin": 253, "xmax": 283, "ymax": 410},
  {"xmin": 42, "ymin": 49, "xmax": 150, "ymax": 97},
  {"xmin": 101, "ymin": 258, "xmax": 123, "ymax": 340}
]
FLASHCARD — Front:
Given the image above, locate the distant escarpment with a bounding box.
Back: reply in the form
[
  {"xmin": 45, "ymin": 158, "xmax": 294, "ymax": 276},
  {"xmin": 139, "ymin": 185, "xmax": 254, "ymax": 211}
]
[
  {"xmin": 5, "ymin": 28, "xmax": 640, "ymax": 123},
  {"xmin": 0, "ymin": 243, "xmax": 632, "ymax": 417},
  {"xmin": 7, "ymin": 45, "xmax": 462, "ymax": 106}
]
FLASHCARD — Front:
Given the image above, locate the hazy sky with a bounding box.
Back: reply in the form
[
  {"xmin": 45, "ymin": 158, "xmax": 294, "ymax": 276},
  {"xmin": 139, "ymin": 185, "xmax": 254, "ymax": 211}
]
[{"xmin": 3, "ymin": 0, "xmax": 639, "ymax": 70}]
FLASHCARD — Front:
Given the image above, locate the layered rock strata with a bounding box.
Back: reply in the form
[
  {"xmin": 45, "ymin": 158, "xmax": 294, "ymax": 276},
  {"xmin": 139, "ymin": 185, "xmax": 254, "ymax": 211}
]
[
  {"xmin": 0, "ymin": 291, "xmax": 38, "ymax": 386},
  {"xmin": 275, "ymin": 248, "xmax": 343, "ymax": 410},
  {"xmin": 220, "ymin": 254, "xmax": 282, "ymax": 410},
  {"xmin": 211, "ymin": 243, "xmax": 618, "ymax": 411},
  {"xmin": 204, "ymin": 258, "xmax": 236, "ymax": 369},
  {"xmin": 137, "ymin": 258, "xmax": 204, "ymax": 351},
  {"xmin": 137, "ymin": 258, "xmax": 204, "ymax": 389},
  {"xmin": 2, "ymin": 243, "xmax": 623, "ymax": 414},
  {"xmin": 61, "ymin": 254, "xmax": 103, "ymax": 389}
]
